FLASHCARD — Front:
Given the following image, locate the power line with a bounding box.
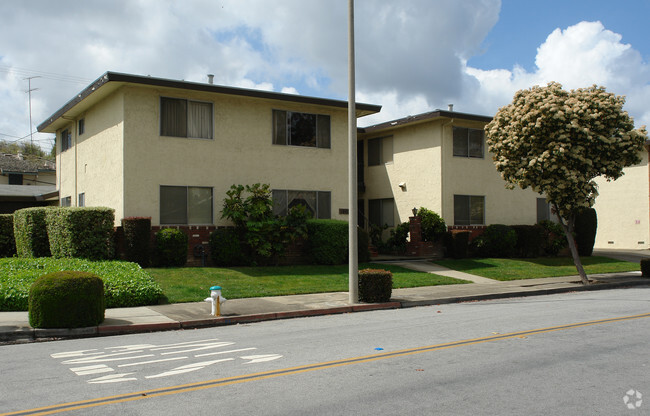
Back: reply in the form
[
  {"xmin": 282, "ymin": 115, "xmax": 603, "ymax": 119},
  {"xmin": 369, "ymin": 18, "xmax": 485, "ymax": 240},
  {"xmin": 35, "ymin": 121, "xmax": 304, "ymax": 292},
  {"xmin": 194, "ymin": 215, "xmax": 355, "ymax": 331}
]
[{"xmin": 0, "ymin": 66, "xmax": 92, "ymax": 85}]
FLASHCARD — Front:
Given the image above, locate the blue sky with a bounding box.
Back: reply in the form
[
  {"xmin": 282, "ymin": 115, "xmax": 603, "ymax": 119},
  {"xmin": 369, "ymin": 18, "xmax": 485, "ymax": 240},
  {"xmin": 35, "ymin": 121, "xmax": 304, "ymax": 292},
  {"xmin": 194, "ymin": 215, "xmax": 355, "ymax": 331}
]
[
  {"xmin": 0, "ymin": 0, "xmax": 648, "ymax": 150},
  {"xmin": 470, "ymin": 0, "xmax": 650, "ymax": 71}
]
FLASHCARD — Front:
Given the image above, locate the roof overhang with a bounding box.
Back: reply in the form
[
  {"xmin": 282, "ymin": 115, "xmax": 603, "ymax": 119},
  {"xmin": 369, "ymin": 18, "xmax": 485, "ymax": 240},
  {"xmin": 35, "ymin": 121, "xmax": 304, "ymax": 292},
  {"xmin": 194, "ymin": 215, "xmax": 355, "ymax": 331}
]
[
  {"xmin": 360, "ymin": 110, "xmax": 493, "ymax": 134},
  {"xmin": 38, "ymin": 72, "xmax": 382, "ymax": 133},
  {"xmin": 0, "ymin": 185, "xmax": 58, "ymax": 202}
]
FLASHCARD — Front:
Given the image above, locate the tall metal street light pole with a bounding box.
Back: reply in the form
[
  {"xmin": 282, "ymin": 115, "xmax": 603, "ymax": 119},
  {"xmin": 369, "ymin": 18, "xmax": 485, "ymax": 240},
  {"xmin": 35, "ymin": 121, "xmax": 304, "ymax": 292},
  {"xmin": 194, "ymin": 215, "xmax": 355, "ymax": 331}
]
[{"xmin": 348, "ymin": 0, "xmax": 359, "ymax": 303}]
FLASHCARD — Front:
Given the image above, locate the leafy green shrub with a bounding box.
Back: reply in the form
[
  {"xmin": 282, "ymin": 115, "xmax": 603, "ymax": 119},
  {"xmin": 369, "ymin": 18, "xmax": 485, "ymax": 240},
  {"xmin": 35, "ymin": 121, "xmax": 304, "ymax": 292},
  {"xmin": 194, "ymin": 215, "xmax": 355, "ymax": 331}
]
[
  {"xmin": 155, "ymin": 228, "xmax": 188, "ymax": 267},
  {"xmin": 472, "ymin": 224, "xmax": 517, "ymax": 258},
  {"xmin": 209, "ymin": 227, "xmax": 248, "ymax": 266},
  {"xmin": 0, "ymin": 257, "xmax": 163, "ymax": 310},
  {"xmin": 307, "ymin": 219, "xmax": 348, "ymax": 265},
  {"xmin": 28, "ymin": 271, "xmax": 105, "ymax": 328},
  {"xmin": 539, "ymin": 220, "xmax": 567, "ymax": 256},
  {"xmin": 446, "ymin": 230, "xmax": 471, "ymax": 258},
  {"xmin": 386, "ymin": 222, "xmax": 410, "ymax": 254},
  {"xmin": 122, "ymin": 217, "xmax": 151, "ymax": 268},
  {"xmin": 575, "ymin": 208, "xmax": 597, "ymax": 256},
  {"xmin": 13, "ymin": 207, "xmax": 52, "ymax": 258},
  {"xmin": 0, "ymin": 214, "xmax": 16, "ymax": 257},
  {"xmin": 418, "ymin": 208, "xmax": 447, "ymax": 242},
  {"xmin": 368, "ymin": 223, "xmax": 389, "ymax": 254},
  {"xmin": 46, "ymin": 207, "xmax": 115, "ymax": 260},
  {"xmin": 358, "ymin": 269, "xmax": 392, "ymax": 303},
  {"xmin": 512, "ymin": 225, "xmax": 544, "ymax": 258},
  {"xmin": 358, "ymin": 227, "xmax": 371, "ymax": 263},
  {"xmin": 641, "ymin": 259, "xmax": 650, "ymax": 277}
]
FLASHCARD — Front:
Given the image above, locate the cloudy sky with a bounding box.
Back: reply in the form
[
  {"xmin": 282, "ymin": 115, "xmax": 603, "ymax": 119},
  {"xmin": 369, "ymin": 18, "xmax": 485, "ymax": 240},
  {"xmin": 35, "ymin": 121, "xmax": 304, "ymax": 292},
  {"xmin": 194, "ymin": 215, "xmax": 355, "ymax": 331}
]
[{"xmin": 0, "ymin": 0, "xmax": 648, "ymax": 151}]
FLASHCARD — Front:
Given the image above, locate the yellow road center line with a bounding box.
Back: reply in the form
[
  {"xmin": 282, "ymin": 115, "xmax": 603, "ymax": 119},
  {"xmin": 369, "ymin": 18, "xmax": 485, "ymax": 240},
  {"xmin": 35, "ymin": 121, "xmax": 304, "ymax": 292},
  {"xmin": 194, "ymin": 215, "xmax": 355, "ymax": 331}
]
[{"xmin": 4, "ymin": 311, "xmax": 650, "ymax": 416}]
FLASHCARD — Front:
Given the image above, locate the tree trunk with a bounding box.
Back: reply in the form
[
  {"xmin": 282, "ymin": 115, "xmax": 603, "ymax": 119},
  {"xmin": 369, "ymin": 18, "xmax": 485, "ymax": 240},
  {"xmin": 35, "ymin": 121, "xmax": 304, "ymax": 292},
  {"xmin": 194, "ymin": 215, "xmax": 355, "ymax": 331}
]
[{"xmin": 555, "ymin": 207, "xmax": 590, "ymax": 285}]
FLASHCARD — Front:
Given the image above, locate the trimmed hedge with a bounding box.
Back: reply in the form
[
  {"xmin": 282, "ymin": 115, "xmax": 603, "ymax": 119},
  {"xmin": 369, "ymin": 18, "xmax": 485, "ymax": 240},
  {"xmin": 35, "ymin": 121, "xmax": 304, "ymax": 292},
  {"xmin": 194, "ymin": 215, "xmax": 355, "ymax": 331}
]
[
  {"xmin": 472, "ymin": 224, "xmax": 517, "ymax": 258},
  {"xmin": 209, "ymin": 227, "xmax": 248, "ymax": 266},
  {"xmin": 446, "ymin": 230, "xmax": 471, "ymax": 259},
  {"xmin": 358, "ymin": 269, "xmax": 392, "ymax": 303},
  {"xmin": 46, "ymin": 207, "xmax": 115, "ymax": 260},
  {"xmin": 418, "ymin": 208, "xmax": 447, "ymax": 242},
  {"xmin": 155, "ymin": 228, "xmax": 188, "ymax": 267},
  {"xmin": 28, "ymin": 271, "xmax": 105, "ymax": 328},
  {"xmin": 14, "ymin": 207, "xmax": 52, "ymax": 258},
  {"xmin": 0, "ymin": 257, "xmax": 164, "ymax": 311},
  {"xmin": 307, "ymin": 219, "xmax": 348, "ymax": 265},
  {"xmin": 575, "ymin": 208, "xmax": 597, "ymax": 257},
  {"xmin": 641, "ymin": 259, "xmax": 650, "ymax": 277},
  {"xmin": 0, "ymin": 214, "xmax": 16, "ymax": 257},
  {"xmin": 512, "ymin": 225, "xmax": 544, "ymax": 258},
  {"xmin": 122, "ymin": 217, "xmax": 151, "ymax": 268}
]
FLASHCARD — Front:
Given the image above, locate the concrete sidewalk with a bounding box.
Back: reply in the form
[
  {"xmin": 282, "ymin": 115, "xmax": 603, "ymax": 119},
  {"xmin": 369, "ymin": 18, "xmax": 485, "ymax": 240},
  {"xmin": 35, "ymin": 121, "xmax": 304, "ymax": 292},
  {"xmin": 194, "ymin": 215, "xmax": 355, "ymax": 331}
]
[{"xmin": 1, "ymin": 256, "xmax": 648, "ymax": 344}]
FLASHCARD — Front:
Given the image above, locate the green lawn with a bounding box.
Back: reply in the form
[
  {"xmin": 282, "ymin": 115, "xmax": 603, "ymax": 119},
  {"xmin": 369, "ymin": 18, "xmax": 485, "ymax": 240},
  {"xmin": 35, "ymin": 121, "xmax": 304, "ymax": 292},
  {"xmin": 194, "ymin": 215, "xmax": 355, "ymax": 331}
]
[
  {"xmin": 434, "ymin": 256, "xmax": 640, "ymax": 281},
  {"xmin": 147, "ymin": 263, "xmax": 469, "ymax": 303}
]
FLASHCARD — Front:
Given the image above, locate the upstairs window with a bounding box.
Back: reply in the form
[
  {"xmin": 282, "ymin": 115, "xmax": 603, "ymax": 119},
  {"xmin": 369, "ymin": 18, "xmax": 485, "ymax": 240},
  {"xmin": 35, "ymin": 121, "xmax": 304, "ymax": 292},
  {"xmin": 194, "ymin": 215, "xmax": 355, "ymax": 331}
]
[
  {"xmin": 367, "ymin": 136, "xmax": 393, "ymax": 166},
  {"xmin": 78, "ymin": 118, "xmax": 85, "ymax": 135},
  {"xmin": 272, "ymin": 189, "xmax": 331, "ymax": 219},
  {"xmin": 453, "ymin": 127, "xmax": 484, "ymax": 158},
  {"xmin": 160, "ymin": 97, "xmax": 213, "ymax": 139},
  {"xmin": 273, "ymin": 110, "xmax": 330, "ymax": 148},
  {"xmin": 61, "ymin": 129, "xmax": 72, "ymax": 152}
]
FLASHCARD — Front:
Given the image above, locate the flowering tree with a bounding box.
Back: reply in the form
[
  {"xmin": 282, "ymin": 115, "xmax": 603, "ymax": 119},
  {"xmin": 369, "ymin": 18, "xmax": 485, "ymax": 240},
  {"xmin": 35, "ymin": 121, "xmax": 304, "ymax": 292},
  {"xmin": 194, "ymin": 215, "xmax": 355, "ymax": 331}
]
[{"xmin": 485, "ymin": 82, "xmax": 647, "ymax": 284}]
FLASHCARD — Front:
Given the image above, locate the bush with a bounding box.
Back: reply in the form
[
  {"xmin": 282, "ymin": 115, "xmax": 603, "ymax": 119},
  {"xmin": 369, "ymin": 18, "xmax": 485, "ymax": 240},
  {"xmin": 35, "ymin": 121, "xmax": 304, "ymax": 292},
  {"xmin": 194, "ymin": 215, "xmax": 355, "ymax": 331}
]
[
  {"xmin": 0, "ymin": 214, "xmax": 16, "ymax": 257},
  {"xmin": 46, "ymin": 207, "xmax": 115, "ymax": 260},
  {"xmin": 155, "ymin": 228, "xmax": 188, "ymax": 267},
  {"xmin": 512, "ymin": 225, "xmax": 544, "ymax": 258},
  {"xmin": 28, "ymin": 271, "xmax": 105, "ymax": 328},
  {"xmin": 539, "ymin": 220, "xmax": 567, "ymax": 256},
  {"xmin": 418, "ymin": 208, "xmax": 447, "ymax": 242},
  {"xmin": 446, "ymin": 230, "xmax": 471, "ymax": 258},
  {"xmin": 575, "ymin": 208, "xmax": 597, "ymax": 256},
  {"xmin": 472, "ymin": 224, "xmax": 517, "ymax": 258},
  {"xmin": 358, "ymin": 269, "xmax": 392, "ymax": 303},
  {"xmin": 641, "ymin": 259, "xmax": 650, "ymax": 277},
  {"xmin": 122, "ymin": 217, "xmax": 151, "ymax": 268},
  {"xmin": 13, "ymin": 207, "xmax": 52, "ymax": 258},
  {"xmin": 209, "ymin": 227, "xmax": 248, "ymax": 266},
  {"xmin": 0, "ymin": 258, "xmax": 163, "ymax": 311},
  {"xmin": 307, "ymin": 219, "xmax": 348, "ymax": 265},
  {"xmin": 386, "ymin": 222, "xmax": 410, "ymax": 254}
]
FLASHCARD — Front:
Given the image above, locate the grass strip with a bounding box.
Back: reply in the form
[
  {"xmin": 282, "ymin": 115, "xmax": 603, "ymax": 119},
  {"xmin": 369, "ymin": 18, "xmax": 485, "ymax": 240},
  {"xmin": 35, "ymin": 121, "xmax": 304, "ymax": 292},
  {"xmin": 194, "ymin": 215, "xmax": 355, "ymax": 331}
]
[{"xmin": 433, "ymin": 256, "xmax": 640, "ymax": 281}]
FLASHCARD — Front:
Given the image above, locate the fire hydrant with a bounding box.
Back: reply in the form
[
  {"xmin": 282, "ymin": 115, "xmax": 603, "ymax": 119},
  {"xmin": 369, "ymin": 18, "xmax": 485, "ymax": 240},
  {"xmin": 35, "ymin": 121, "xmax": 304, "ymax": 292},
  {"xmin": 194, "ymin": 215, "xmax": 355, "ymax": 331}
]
[{"xmin": 204, "ymin": 286, "xmax": 226, "ymax": 316}]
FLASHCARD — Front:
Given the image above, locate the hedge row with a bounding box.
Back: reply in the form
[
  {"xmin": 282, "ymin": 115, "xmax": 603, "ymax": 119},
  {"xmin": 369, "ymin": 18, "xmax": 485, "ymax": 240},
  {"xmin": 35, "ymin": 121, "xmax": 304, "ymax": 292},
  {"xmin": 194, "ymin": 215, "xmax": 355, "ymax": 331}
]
[{"xmin": 0, "ymin": 214, "xmax": 16, "ymax": 257}]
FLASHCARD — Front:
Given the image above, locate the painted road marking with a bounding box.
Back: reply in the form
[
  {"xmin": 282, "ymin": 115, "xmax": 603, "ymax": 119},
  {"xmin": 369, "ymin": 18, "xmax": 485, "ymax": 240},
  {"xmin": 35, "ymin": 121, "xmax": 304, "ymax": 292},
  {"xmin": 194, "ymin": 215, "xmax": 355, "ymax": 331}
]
[
  {"xmin": 49, "ymin": 338, "xmax": 282, "ymax": 385},
  {"xmin": 8, "ymin": 311, "xmax": 647, "ymax": 416}
]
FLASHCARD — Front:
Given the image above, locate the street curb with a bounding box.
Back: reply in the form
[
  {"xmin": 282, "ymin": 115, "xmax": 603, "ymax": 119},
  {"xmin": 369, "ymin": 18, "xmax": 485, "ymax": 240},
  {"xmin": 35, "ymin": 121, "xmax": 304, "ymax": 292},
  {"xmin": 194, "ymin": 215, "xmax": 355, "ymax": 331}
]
[{"xmin": 1, "ymin": 280, "xmax": 648, "ymax": 343}]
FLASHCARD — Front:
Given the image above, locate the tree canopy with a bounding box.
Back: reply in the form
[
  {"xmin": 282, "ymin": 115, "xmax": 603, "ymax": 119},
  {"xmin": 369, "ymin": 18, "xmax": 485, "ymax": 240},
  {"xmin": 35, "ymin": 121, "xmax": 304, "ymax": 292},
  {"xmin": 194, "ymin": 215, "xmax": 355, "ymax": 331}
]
[{"xmin": 485, "ymin": 82, "xmax": 647, "ymax": 284}]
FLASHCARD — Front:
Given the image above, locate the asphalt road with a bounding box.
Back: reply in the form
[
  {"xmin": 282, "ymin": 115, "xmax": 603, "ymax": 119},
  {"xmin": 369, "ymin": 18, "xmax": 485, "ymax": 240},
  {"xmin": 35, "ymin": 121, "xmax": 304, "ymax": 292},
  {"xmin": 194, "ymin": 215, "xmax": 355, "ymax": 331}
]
[{"xmin": 1, "ymin": 287, "xmax": 649, "ymax": 415}]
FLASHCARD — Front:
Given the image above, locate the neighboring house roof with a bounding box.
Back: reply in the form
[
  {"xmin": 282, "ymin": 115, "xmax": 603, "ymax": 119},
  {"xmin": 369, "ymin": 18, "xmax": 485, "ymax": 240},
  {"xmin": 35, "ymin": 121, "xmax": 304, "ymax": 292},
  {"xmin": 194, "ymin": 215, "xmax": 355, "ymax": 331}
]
[
  {"xmin": 360, "ymin": 109, "xmax": 493, "ymax": 134},
  {"xmin": 38, "ymin": 72, "xmax": 383, "ymax": 133},
  {"xmin": 0, "ymin": 184, "xmax": 57, "ymax": 201},
  {"xmin": 0, "ymin": 154, "xmax": 55, "ymax": 175}
]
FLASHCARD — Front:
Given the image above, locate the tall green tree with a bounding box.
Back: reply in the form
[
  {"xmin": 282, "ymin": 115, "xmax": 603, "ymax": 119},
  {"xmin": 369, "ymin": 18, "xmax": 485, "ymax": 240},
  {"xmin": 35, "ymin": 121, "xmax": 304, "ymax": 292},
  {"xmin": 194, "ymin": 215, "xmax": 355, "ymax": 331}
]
[{"xmin": 485, "ymin": 82, "xmax": 647, "ymax": 284}]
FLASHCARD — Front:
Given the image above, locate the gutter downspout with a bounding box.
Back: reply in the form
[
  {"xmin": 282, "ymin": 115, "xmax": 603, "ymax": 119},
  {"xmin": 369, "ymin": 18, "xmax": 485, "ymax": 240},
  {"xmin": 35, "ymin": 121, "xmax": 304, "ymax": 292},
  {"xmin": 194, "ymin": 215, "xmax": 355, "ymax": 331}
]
[{"xmin": 441, "ymin": 118, "xmax": 454, "ymax": 222}]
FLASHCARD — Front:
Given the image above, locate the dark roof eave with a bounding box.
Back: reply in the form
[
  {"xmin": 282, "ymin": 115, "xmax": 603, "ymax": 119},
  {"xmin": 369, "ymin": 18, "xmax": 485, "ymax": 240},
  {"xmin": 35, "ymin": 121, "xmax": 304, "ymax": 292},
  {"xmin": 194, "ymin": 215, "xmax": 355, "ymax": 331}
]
[
  {"xmin": 360, "ymin": 110, "xmax": 492, "ymax": 134},
  {"xmin": 38, "ymin": 72, "xmax": 382, "ymax": 132}
]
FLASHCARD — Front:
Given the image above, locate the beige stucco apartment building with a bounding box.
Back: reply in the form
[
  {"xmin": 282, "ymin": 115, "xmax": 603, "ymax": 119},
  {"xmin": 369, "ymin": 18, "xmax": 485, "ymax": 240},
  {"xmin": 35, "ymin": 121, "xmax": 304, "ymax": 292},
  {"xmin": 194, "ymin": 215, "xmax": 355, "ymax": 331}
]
[
  {"xmin": 38, "ymin": 72, "xmax": 380, "ymax": 226},
  {"xmin": 38, "ymin": 72, "xmax": 649, "ymax": 250}
]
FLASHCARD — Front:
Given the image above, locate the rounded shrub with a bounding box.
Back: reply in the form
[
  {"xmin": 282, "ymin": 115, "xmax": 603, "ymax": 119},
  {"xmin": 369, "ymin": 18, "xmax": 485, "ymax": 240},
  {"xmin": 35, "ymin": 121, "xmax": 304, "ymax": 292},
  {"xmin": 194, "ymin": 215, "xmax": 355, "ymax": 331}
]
[
  {"xmin": 641, "ymin": 259, "xmax": 650, "ymax": 277},
  {"xmin": 387, "ymin": 222, "xmax": 410, "ymax": 254},
  {"xmin": 155, "ymin": 228, "xmax": 188, "ymax": 267},
  {"xmin": 307, "ymin": 219, "xmax": 348, "ymax": 265},
  {"xmin": 512, "ymin": 225, "xmax": 544, "ymax": 258},
  {"xmin": 358, "ymin": 269, "xmax": 392, "ymax": 303},
  {"xmin": 473, "ymin": 224, "xmax": 516, "ymax": 258},
  {"xmin": 574, "ymin": 208, "xmax": 597, "ymax": 257},
  {"xmin": 28, "ymin": 271, "xmax": 105, "ymax": 328},
  {"xmin": 13, "ymin": 207, "xmax": 52, "ymax": 258},
  {"xmin": 418, "ymin": 207, "xmax": 447, "ymax": 242},
  {"xmin": 446, "ymin": 230, "xmax": 471, "ymax": 259},
  {"xmin": 0, "ymin": 214, "xmax": 16, "ymax": 257},
  {"xmin": 209, "ymin": 228, "xmax": 248, "ymax": 266}
]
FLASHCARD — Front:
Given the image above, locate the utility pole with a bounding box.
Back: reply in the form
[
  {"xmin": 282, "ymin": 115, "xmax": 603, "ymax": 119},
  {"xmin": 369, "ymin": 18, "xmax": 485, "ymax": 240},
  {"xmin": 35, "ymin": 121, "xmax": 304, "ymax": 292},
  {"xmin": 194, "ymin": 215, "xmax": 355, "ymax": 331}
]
[
  {"xmin": 348, "ymin": 0, "xmax": 358, "ymax": 303},
  {"xmin": 25, "ymin": 76, "xmax": 41, "ymax": 147}
]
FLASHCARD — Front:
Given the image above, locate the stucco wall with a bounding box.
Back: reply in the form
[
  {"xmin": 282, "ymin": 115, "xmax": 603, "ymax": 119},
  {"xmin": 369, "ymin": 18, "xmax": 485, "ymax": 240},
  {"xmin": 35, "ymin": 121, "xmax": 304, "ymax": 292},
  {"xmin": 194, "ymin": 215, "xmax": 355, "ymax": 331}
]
[
  {"xmin": 441, "ymin": 121, "xmax": 539, "ymax": 226},
  {"xmin": 57, "ymin": 89, "xmax": 125, "ymax": 220},
  {"xmin": 593, "ymin": 150, "xmax": 649, "ymax": 249},
  {"xmin": 121, "ymin": 86, "xmax": 351, "ymax": 226}
]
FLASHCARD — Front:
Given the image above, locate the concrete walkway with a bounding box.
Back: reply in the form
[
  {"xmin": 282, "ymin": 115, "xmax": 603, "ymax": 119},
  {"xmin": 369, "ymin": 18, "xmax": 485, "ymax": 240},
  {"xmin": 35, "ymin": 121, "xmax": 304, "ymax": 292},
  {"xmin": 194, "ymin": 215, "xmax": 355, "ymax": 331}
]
[{"xmin": 1, "ymin": 250, "xmax": 648, "ymax": 344}]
